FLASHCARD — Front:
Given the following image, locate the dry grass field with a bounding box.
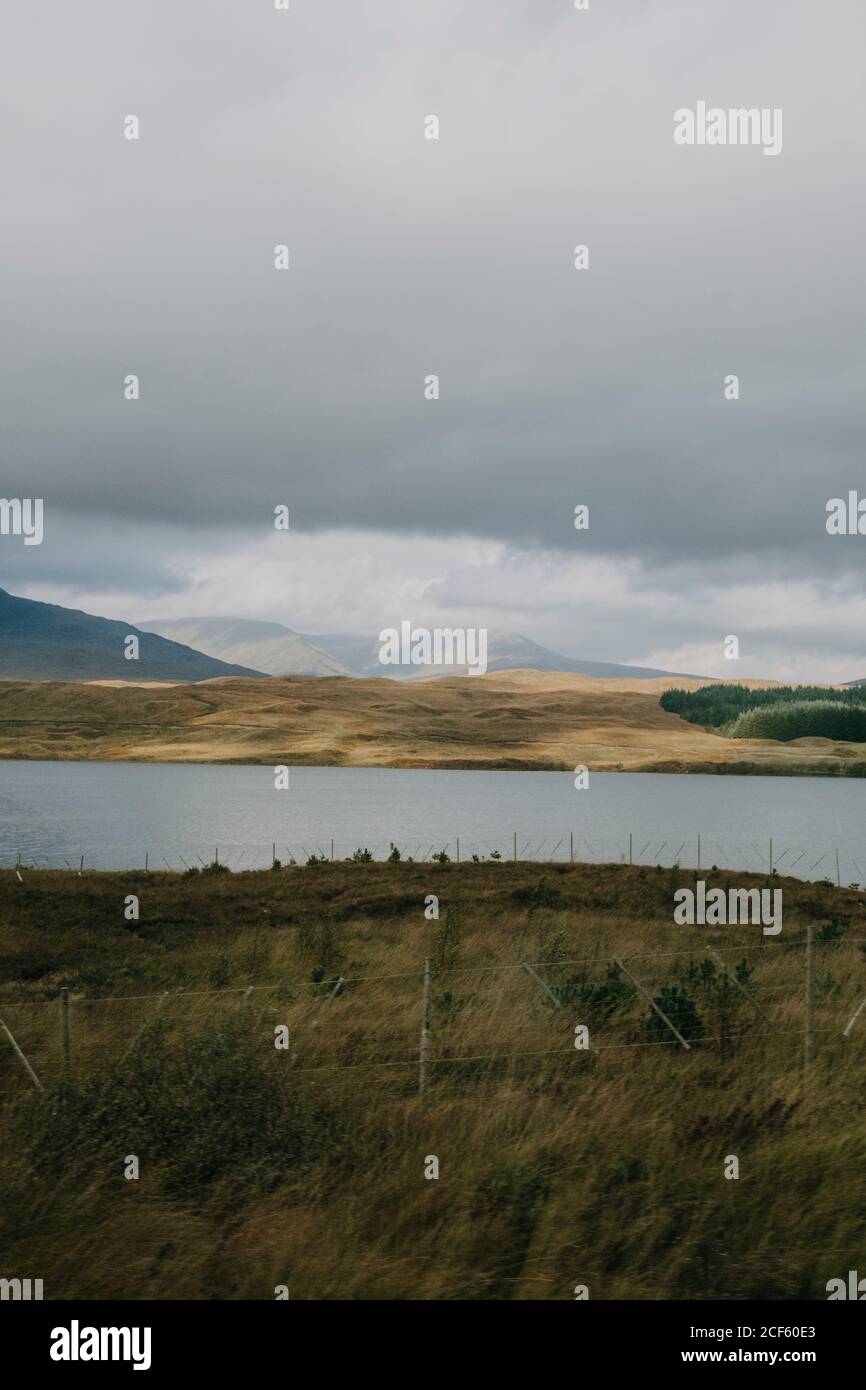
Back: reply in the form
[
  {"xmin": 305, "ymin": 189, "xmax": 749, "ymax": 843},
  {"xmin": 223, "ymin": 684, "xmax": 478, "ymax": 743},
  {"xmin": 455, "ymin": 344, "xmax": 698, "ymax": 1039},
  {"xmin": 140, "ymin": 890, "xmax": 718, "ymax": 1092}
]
[
  {"xmin": 1, "ymin": 860, "xmax": 865, "ymax": 1299},
  {"xmin": 0, "ymin": 669, "xmax": 862, "ymax": 774}
]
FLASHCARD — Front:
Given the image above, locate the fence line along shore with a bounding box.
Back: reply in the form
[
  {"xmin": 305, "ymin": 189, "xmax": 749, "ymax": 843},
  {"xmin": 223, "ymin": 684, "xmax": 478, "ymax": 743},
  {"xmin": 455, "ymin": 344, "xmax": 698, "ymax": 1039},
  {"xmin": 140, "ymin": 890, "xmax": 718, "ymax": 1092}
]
[{"xmin": 4, "ymin": 832, "xmax": 864, "ymax": 884}]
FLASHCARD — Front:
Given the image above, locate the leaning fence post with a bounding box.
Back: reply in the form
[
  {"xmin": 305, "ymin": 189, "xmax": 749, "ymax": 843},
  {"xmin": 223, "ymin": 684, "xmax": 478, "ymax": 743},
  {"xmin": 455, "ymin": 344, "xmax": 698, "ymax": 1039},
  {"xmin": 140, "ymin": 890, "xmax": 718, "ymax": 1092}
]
[
  {"xmin": 522, "ymin": 961, "xmax": 562, "ymax": 1009},
  {"xmin": 513, "ymin": 832, "xmax": 517, "ymax": 863},
  {"xmin": 61, "ymin": 987, "xmax": 71, "ymax": 1076},
  {"xmin": 614, "ymin": 957, "xmax": 691, "ymax": 1050},
  {"xmin": 843, "ymin": 992, "xmax": 866, "ymax": 1037},
  {"xmin": 419, "ymin": 959, "xmax": 432, "ymax": 1097},
  {"xmin": 708, "ymin": 949, "xmax": 775, "ymax": 1029},
  {"xmin": 0, "ymin": 1016, "xmax": 44, "ymax": 1091}
]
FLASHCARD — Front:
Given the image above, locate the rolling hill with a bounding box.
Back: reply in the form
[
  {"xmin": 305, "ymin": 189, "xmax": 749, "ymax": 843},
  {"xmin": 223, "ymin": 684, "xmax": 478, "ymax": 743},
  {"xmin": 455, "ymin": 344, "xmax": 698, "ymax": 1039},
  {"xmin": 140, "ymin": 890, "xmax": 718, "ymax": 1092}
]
[{"xmin": 0, "ymin": 668, "xmax": 852, "ymax": 775}]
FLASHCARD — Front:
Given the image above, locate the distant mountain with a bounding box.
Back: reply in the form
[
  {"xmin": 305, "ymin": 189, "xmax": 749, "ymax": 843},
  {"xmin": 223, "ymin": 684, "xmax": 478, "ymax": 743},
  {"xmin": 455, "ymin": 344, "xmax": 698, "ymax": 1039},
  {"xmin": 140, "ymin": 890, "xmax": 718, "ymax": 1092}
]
[
  {"xmin": 139, "ymin": 617, "xmax": 693, "ymax": 680},
  {"xmin": 301, "ymin": 628, "xmax": 689, "ymax": 680},
  {"xmin": 139, "ymin": 618, "xmax": 688, "ymax": 681},
  {"xmin": 298, "ymin": 632, "xmax": 386, "ymax": 676},
  {"xmin": 1, "ymin": 592, "xmax": 701, "ymax": 683},
  {"xmin": 138, "ymin": 617, "xmax": 349, "ymax": 677},
  {"xmin": 0, "ymin": 589, "xmax": 265, "ymax": 682}
]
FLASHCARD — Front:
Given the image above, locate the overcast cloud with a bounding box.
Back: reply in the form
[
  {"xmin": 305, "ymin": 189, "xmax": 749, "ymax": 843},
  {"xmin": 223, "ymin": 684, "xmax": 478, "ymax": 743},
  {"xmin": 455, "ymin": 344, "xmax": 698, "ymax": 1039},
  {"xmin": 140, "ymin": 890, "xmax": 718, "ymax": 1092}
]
[{"xmin": 2, "ymin": 1, "xmax": 865, "ymax": 679}]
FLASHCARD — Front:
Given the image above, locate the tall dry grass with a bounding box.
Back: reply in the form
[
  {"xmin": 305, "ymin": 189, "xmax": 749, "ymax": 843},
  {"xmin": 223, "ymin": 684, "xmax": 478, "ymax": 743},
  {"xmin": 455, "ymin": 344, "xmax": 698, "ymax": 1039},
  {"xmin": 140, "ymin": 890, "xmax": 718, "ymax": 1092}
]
[{"xmin": 1, "ymin": 861, "xmax": 865, "ymax": 1299}]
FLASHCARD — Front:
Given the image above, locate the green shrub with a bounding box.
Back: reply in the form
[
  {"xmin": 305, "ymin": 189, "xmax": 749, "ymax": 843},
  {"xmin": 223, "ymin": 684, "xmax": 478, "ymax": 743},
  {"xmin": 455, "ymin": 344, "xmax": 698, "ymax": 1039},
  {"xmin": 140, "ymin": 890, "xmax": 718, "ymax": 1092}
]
[
  {"xmin": 11, "ymin": 1018, "xmax": 346, "ymax": 1200},
  {"xmin": 644, "ymin": 985, "xmax": 704, "ymax": 1046},
  {"xmin": 816, "ymin": 916, "xmax": 846, "ymax": 945},
  {"xmin": 552, "ymin": 963, "xmax": 635, "ymax": 1019}
]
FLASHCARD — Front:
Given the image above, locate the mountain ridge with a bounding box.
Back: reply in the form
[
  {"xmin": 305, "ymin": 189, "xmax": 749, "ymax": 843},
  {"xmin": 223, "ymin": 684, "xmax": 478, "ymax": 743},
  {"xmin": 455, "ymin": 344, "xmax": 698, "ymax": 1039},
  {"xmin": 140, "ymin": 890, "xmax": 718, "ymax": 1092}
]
[
  {"xmin": 137, "ymin": 617, "xmax": 348, "ymax": 678},
  {"xmin": 140, "ymin": 615, "xmax": 696, "ymax": 681},
  {"xmin": 0, "ymin": 588, "xmax": 265, "ymax": 682}
]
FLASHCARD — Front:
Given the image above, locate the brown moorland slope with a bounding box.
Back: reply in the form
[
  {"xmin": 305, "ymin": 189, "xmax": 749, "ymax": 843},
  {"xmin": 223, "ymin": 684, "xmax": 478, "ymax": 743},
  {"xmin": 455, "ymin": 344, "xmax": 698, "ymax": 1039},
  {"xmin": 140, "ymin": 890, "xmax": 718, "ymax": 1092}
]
[{"xmin": 0, "ymin": 669, "xmax": 861, "ymax": 774}]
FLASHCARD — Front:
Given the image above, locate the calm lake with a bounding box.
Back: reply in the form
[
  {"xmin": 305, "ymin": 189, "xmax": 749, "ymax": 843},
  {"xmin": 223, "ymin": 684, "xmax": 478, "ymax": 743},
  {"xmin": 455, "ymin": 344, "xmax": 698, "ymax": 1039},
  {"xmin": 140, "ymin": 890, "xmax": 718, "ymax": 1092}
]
[{"xmin": 1, "ymin": 760, "xmax": 864, "ymax": 882}]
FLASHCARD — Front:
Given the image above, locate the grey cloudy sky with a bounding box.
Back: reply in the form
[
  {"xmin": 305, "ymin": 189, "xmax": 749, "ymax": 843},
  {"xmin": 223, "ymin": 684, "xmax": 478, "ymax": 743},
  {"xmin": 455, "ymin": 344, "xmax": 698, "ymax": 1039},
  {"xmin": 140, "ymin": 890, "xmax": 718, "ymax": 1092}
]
[{"xmin": 3, "ymin": 0, "xmax": 865, "ymax": 679}]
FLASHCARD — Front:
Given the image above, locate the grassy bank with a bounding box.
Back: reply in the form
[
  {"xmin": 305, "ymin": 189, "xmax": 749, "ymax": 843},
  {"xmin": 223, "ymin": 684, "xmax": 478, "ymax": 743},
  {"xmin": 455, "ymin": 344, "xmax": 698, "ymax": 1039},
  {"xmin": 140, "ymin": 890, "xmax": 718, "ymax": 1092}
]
[{"xmin": 1, "ymin": 861, "xmax": 865, "ymax": 1299}]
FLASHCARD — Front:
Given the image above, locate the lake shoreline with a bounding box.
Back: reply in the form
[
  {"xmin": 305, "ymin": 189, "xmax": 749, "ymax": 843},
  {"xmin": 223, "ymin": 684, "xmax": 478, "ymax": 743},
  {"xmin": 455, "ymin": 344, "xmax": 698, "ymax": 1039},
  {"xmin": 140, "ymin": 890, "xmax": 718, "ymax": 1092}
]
[{"xmin": 0, "ymin": 748, "xmax": 861, "ymax": 777}]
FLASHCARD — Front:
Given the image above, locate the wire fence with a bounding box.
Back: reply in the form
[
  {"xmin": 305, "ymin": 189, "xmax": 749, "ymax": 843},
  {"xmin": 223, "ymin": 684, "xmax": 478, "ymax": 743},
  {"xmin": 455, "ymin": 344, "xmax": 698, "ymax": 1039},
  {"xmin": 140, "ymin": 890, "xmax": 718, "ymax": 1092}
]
[
  {"xmin": 3, "ymin": 833, "xmax": 866, "ymax": 883},
  {"xmin": 3, "ymin": 933, "xmax": 865, "ymax": 1097}
]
